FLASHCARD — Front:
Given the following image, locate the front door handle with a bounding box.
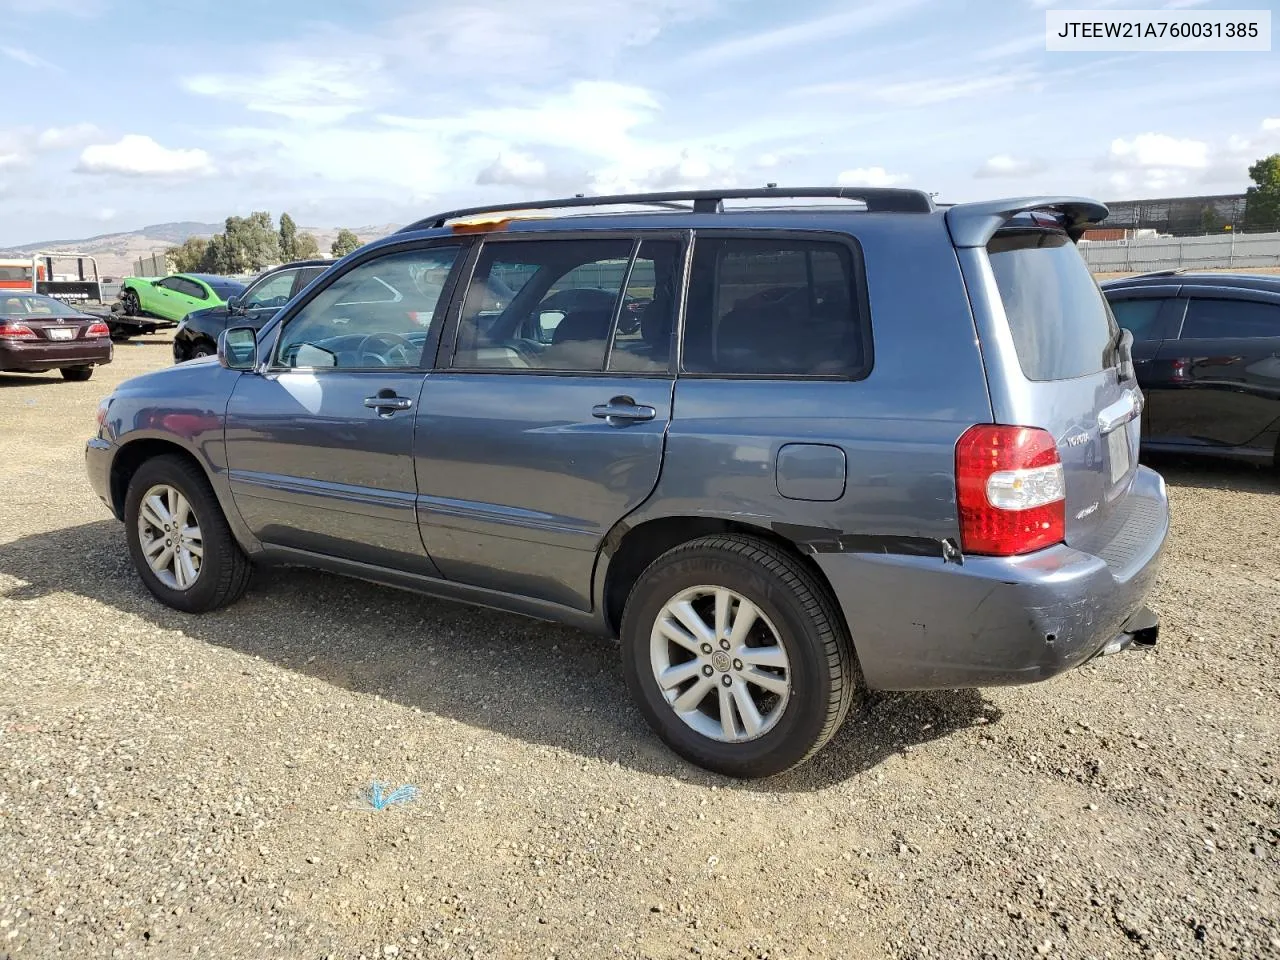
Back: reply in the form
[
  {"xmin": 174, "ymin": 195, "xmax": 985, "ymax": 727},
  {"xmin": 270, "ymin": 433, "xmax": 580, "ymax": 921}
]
[
  {"xmin": 592, "ymin": 396, "xmax": 657, "ymax": 424},
  {"xmin": 364, "ymin": 394, "xmax": 413, "ymax": 414}
]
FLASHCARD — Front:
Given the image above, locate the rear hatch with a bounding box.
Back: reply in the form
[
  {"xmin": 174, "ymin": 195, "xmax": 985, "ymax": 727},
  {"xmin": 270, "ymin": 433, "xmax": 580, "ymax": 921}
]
[{"xmin": 984, "ymin": 222, "xmax": 1141, "ymax": 549}]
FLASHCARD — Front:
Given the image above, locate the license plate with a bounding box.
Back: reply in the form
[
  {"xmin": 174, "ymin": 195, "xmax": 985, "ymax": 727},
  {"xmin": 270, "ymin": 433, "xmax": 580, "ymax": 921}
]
[
  {"xmin": 48, "ymin": 327, "xmax": 74, "ymax": 340},
  {"xmin": 1107, "ymin": 425, "xmax": 1130, "ymax": 485}
]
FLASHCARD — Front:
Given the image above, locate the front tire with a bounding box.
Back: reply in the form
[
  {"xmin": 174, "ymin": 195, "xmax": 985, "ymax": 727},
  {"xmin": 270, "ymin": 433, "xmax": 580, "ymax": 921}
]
[
  {"xmin": 124, "ymin": 455, "xmax": 252, "ymax": 613},
  {"xmin": 121, "ymin": 289, "xmax": 140, "ymax": 317},
  {"xmin": 620, "ymin": 534, "xmax": 858, "ymax": 778},
  {"xmin": 190, "ymin": 341, "xmax": 215, "ymax": 360},
  {"xmin": 59, "ymin": 366, "xmax": 93, "ymax": 382}
]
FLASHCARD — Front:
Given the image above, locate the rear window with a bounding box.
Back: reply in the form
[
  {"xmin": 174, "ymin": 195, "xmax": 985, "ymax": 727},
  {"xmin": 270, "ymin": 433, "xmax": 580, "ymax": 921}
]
[
  {"xmin": 0, "ymin": 266, "xmax": 32, "ymax": 281},
  {"xmin": 987, "ymin": 229, "xmax": 1117, "ymax": 381}
]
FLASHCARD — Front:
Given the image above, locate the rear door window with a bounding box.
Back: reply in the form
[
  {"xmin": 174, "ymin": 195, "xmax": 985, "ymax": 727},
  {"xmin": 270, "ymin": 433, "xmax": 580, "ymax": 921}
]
[
  {"xmin": 1179, "ymin": 298, "xmax": 1280, "ymax": 339},
  {"xmin": 682, "ymin": 236, "xmax": 868, "ymax": 377},
  {"xmin": 987, "ymin": 229, "xmax": 1117, "ymax": 381}
]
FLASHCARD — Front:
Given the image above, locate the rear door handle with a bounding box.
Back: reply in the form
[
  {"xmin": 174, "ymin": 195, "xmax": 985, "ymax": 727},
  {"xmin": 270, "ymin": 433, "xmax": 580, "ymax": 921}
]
[
  {"xmin": 364, "ymin": 395, "xmax": 413, "ymax": 413},
  {"xmin": 592, "ymin": 396, "xmax": 657, "ymax": 424}
]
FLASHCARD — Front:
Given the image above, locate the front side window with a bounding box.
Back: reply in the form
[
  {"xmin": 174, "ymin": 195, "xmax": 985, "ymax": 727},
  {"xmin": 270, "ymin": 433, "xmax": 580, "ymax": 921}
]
[
  {"xmin": 245, "ymin": 270, "xmax": 297, "ymax": 309},
  {"xmin": 1109, "ymin": 298, "xmax": 1169, "ymax": 342},
  {"xmin": 1180, "ymin": 298, "xmax": 1280, "ymax": 340},
  {"xmin": 275, "ymin": 246, "xmax": 460, "ymax": 370},
  {"xmin": 682, "ymin": 236, "xmax": 866, "ymax": 377},
  {"xmin": 453, "ymin": 238, "xmax": 638, "ymax": 372}
]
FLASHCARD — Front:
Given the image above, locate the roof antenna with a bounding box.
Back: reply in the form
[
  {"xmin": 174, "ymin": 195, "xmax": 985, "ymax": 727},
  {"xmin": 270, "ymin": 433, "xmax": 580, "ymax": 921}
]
[{"xmin": 765, "ymin": 182, "xmax": 777, "ymax": 189}]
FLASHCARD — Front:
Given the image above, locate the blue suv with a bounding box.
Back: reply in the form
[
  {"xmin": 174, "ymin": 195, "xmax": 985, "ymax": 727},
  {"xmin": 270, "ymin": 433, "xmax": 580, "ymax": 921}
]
[{"xmin": 86, "ymin": 188, "xmax": 1168, "ymax": 778}]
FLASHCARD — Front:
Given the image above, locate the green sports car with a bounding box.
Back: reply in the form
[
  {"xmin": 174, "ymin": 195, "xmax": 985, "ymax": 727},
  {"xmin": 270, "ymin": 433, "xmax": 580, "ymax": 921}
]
[{"xmin": 119, "ymin": 273, "xmax": 246, "ymax": 327}]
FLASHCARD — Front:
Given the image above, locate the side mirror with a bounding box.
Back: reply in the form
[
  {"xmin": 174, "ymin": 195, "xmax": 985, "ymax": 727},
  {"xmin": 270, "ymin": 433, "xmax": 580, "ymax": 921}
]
[
  {"xmin": 226, "ymin": 295, "xmax": 242, "ymax": 312},
  {"xmin": 219, "ymin": 326, "xmax": 258, "ymax": 371}
]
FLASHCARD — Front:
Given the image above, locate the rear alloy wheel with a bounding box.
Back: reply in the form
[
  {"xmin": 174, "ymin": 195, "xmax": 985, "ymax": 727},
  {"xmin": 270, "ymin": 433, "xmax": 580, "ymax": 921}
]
[
  {"xmin": 621, "ymin": 534, "xmax": 858, "ymax": 778},
  {"xmin": 59, "ymin": 366, "xmax": 93, "ymax": 382},
  {"xmin": 124, "ymin": 455, "xmax": 251, "ymax": 613}
]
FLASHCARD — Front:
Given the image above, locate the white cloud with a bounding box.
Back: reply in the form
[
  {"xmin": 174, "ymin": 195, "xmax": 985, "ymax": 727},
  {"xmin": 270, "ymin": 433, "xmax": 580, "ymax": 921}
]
[
  {"xmin": 973, "ymin": 34, "xmax": 1043, "ymax": 61},
  {"xmin": 37, "ymin": 123, "xmax": 102, "ymax": 150},
  {"xmin": 1, "ymin": 46, "xmax": 57, "ymax": 69},
  {"xmin": 476, "ymin": 151, "xmax": 549, "ymax": 187},
  {"xmin": 1108, "ymin": 133, "xmax": 1209, "ymax": 170},
  {"xmin": 0, "ymin": 152, "xmax": 23, "ymax": 169},
  {"xmin": 836, "ymin": 166, "xmax": 909, "ymax": 188},
  {"xmin": 185, "ymin": 58, "xmax": 381, "ymax": 123},
  {"xmin": 804, "ymin": 69, "xmax": 1037, "ymax": 107},
  {"xmin": 95, "ymin": 207, "xmax": 117, "ymax": 222},
  {"xmin": 76, "ymin": 135, "xmax": 214, "ymax": 177},
  {"xmin": 975, "ymin": 154, "xmax": 1048, "ymax": 179},
  {"xmin": 1263, "ymin": 118, "xmax": 1280, "ymax": 131},
  {"xmin": 695, "ymin": 1, "xmax": 927, "ymax": 65}
]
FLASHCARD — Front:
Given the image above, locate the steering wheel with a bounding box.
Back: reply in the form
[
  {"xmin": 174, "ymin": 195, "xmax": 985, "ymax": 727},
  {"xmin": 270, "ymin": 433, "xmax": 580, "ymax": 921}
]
[{"xmin": 356, "ymin": 332, "xmax": 418, "ymax": 367}]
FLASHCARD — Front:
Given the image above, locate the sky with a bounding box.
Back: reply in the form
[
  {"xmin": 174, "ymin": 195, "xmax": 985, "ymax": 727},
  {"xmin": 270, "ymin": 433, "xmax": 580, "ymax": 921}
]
[{"xmin": 1, "ymin": 0, "xmax": 1278, "ymax": 245}]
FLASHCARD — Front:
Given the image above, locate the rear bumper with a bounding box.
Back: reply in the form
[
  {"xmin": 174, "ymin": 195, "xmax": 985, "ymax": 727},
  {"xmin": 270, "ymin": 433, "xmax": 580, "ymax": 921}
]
[
  {"xmin": 0, "ymin": 339, "xmax": 112, "ymax": 371},
  {"xmin": 819, "ymin": 465, "xmax": 1169, "ymax": 690}
]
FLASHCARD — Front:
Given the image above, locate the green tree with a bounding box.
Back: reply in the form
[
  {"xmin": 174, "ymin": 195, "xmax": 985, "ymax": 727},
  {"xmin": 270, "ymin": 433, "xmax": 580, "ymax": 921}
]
[
  {"xmin": 200, "ymin": 234, "xmax": 234, "ymax": 274},
  {"xmin": 331, "ymin": 228, "xmax": 361, "ymax": 258},
  {"xmin": 1243, "ymin": 153, "xmax": 1280, "ymax": 232},
  {"xmin": 1199, "ymin": 206, "xmax": 1223, "ymax": 234},
  {"xmin": 219, "ymin": 211, "xmax": 280, "ymax": 272},
  {"xmin": 279, "ymin": 212, "xmax": 298, "ymax": 262},
  {"xmin": 294, "ymin": 232, "xmax": 321, "ymax": 259},
  {"xmin": 168, "ymin": 236, "xmax": 211, "ymax": 272}
]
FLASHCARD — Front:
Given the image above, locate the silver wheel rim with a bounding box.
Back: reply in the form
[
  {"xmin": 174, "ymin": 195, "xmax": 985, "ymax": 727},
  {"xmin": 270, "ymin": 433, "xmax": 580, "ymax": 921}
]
[
  {"xmin": 137, "ymin": 484, "xmax": 203, "ymax": 591},
  {"xmin": 649, "ymin": 585, "xmax": 791, "ymax": 743}
]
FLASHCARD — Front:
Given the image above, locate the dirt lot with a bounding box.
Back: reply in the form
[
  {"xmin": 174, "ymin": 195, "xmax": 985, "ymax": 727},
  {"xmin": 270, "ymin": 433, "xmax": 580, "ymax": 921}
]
[{"xmin": 1, "ymin": 337, "xmax": 1277, "ymax": 960}]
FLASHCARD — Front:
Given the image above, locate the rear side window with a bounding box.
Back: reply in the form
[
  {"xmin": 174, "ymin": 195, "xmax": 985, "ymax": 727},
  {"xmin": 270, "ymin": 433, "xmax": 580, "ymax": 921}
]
[
  {"xmin": 683, "ymin": 237, "xmax": 866, "ymax": 377},
  {"xmin": 1109, "ymin": 298, "xmax": 1168, "ymax": 342},
  {"xmin": 1180, "ymin": 298, "xmax": 1280, "ymax": 340},
  {"xmin": 988, "ymin": 230, "xmax": 1117, "ymax": 381}
]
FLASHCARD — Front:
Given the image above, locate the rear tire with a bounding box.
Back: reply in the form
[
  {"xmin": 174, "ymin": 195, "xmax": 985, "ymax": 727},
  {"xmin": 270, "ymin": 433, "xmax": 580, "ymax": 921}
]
[
  {"xmin": 59, "ymin": 366, "xmax": 93, "ymax": 382},
  {"xmin": 124, "ymin": 455, "xmax": 252, "ymax": 613},
  {"xmin": 620, "ymin": 534, "xmax": 858, "ymax": 778}
]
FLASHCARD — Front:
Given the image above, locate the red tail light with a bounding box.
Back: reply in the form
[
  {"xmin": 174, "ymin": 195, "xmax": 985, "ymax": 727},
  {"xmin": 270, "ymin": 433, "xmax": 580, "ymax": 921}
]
[
  {"xmin": 85, "ymin": 321, "xmax": 111, "ymax": 338},
  {"xmin": 0, "ymin": 321, "xmax": 37, "ymax": 340},
  {"xmin": 956, "ymin": 425, "xmax": 1065, "ymax": 556}
]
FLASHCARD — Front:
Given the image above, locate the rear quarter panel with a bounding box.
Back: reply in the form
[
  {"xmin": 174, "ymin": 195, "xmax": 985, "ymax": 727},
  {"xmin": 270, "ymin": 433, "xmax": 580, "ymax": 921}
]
[{"xmin": 623, "ymin": 214, "xmax": 993, "ymax": 552}]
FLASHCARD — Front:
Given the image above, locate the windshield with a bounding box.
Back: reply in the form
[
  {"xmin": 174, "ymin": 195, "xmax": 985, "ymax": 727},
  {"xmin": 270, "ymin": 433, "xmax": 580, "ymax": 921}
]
[
  {"xmin": 208, "ymin": 279, "xmax": 247, "ymax": 299},
  {"xmin": 0, "ymin": 294, "xmax": 82, "ymax": 317}
]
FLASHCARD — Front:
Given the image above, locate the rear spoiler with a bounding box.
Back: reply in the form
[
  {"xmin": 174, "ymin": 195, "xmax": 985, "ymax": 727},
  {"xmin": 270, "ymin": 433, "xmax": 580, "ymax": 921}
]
[{"xmin": 945, "ymin": 197, "xmax": 1109, "ymax": 248}]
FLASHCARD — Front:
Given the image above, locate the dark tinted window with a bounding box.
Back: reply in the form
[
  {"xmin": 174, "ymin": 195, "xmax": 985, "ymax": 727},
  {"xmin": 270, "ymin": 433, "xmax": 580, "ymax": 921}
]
[
  {"xmin": 453, "ymin": 238, "xmax": 636, "ymax": 372},
  {"xmin": 1109, "ymin": 298, "xmax": 1168, "ymax": 341},
  {"xmin": 180, "ymin": 278, "xmax": 209, "ymax": 300},
  {"xmin": 207, "ymin": 280, "xmax": 246, "ymax": 299},
  {"xmin": 683, "ymin": 237, "xmax": 865, "ymax": 377},
  {"xmin": 1180, "ymin": 298, "xmax": 1280, "ymax": 340},
  {"xmin": 988, "ymin": 229, "xmax": 1117, "ymax": 381}
]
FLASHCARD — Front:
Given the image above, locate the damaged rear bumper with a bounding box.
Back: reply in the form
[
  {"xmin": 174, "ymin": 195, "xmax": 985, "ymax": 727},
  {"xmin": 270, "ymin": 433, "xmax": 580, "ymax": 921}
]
[{"xmin": 816, "ymin": 466, "xmax": 1169, "ymax": 691}]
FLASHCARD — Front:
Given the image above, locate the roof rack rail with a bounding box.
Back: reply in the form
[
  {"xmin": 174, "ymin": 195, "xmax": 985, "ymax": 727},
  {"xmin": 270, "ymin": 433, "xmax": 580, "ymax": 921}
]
[
  {"xmin": 1118, "ymin": 268, "xmax": 1187, "ymax": 280},
  {"xmin": 400, "ymin": 186, "xmax": 936, "ymax": 233}
]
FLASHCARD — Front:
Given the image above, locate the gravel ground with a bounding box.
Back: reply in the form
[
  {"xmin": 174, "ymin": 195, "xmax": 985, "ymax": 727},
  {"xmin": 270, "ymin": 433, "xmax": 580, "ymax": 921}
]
[{"xmin": 1, "ymin": 338, "xmax": 1277, "ymax": 960}]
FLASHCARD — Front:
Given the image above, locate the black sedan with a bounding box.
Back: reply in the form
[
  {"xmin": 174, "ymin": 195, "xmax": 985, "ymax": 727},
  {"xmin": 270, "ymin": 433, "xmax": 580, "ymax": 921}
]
[
  {"xmin": 1102, "ymin": 271, "xmax": 1280, "ymax": 466},
  {"xmin": 173, "ymin": 259, "xmax": 332, "ymax": 363}
]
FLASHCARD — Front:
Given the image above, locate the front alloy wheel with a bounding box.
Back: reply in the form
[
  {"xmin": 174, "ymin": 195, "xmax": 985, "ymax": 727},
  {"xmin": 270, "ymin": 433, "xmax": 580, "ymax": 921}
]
[{"xmin": 136, "ymin": 483, "xmax": 203, "ymax": 590}]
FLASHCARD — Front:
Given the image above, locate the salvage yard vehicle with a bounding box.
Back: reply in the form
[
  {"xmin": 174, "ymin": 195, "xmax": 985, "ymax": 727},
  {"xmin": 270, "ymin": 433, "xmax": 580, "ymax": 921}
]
[
  {"xmin": 173, "ymin": 259, "xmax": 333, "ymax": 362},
  {"xmin": 1, "ymin": 292, "xmax": 112, "ymax": 380},
  {"xmin": 86, "ymin": 187, "xmax": 1168, "ymax": 778},
  {"xmin": 118, "ymin": 272, "xmax": 246, "ymax": 337},
  {"xmin": 1103, "ymin": 271, "xmax": 1280, "ymax": 467}
]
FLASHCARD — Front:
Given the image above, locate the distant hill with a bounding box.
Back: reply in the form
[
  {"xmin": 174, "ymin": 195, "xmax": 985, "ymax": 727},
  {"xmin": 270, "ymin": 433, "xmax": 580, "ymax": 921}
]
[{"xmin": 0, "ymin": 221, "xmax": 399, "ymax": 278}]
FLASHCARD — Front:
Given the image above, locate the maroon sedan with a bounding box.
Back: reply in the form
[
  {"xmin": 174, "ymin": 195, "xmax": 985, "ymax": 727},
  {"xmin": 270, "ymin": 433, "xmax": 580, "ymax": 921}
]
[{"xmin": 0, "ymin": 293, "xmax": 113, "ymax": 381}]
